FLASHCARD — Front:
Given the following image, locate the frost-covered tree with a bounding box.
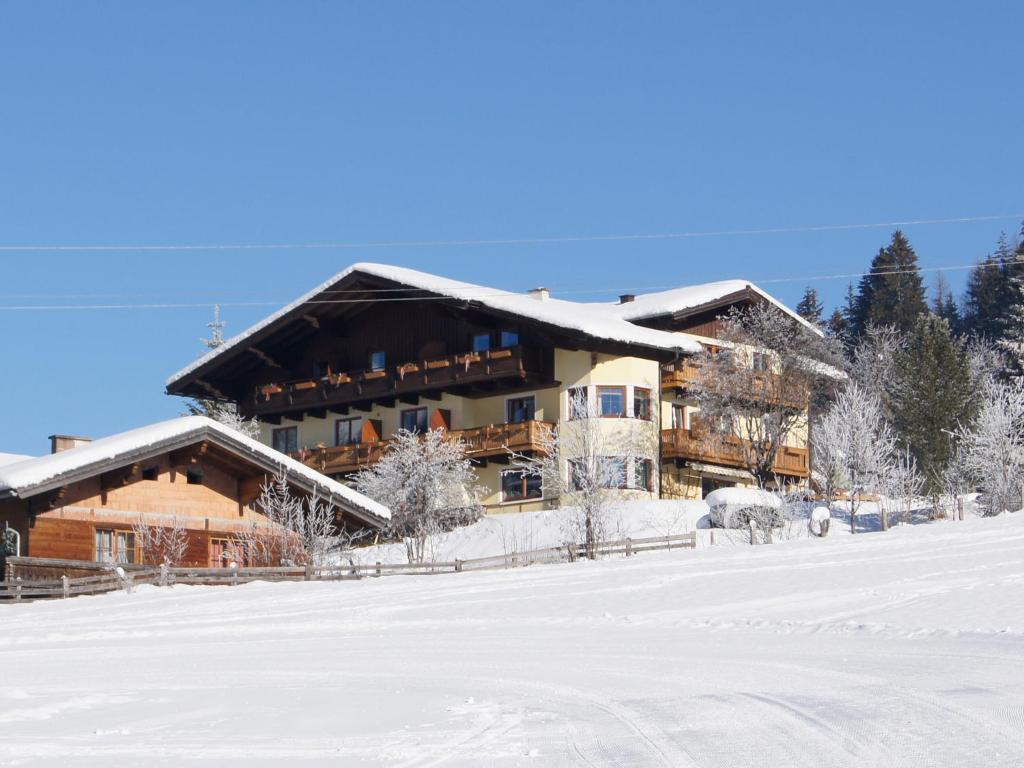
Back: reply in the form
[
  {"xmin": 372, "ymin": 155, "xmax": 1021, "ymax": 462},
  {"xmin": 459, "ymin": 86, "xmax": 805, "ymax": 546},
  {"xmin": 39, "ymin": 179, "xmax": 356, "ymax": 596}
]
[
  {"xmin": 690, "ymin": 303, "xmax": 842, "ymax": 488},
  {"xmin": 877, "ymin": 446, "xmax": 923, "ymax": 529},
  {"xmin": 850, "ymin": 324, "xmax": 905, "ymax": 422},
  {"xmin": 355, "ymin": 429, "xmax": 483, "ymax": 563},
  {"xmin": 132, "ymin": 516, "xmax": 188, "ymax": 566},
  {"xmin": 814, "ymin": 383, "xmax": 897, "ymax": 533},
  {"xmin": 238, "ymin": 470, "xmax": 342, "ymax": 566},
  {"xmin": 509, "ymin": 388, "xmax": 657, "ymax": 558},
  {"xmin": 955, "ymin": 378, "xmax": 1024, "ymax": 516}
]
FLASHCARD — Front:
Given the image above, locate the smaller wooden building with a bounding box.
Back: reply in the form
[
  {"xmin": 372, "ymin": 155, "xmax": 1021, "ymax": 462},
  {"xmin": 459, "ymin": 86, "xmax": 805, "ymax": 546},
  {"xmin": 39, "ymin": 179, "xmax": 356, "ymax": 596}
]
[{"xmin": 0, "ymin": 416, "xmax": 389, "ymax": 570}]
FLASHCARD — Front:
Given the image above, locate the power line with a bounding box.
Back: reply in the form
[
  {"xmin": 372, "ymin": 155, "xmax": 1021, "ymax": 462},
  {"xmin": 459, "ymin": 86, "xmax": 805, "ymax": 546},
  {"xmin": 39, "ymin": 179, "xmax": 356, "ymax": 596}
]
[
  {"xmin": 0, "ymin": 212, "xmax": 1020, "ymax": 253},
  {"xmin": 0, "ymin": 256, "xmax": 1018, "ymax": 311}
]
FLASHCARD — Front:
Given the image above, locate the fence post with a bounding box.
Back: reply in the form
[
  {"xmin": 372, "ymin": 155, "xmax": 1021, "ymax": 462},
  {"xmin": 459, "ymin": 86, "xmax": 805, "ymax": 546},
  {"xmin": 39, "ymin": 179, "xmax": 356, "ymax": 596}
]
[
  {"xmin": 455, "ymin": 559, "xmax": 463, "ymax": 573},
  {"xmin": 159, "ymin": 563, "xmax": 169, "ymax": 587},
  {"xmin": 566, "ymin": 543, "xmax": 576, "ymax": 563},
  {"xmin": 232, "ymin": 564, "xmax": 239, "ymax": 586},
  {"xmin": 305, "ymin": 564, "xmax": 313, "ymax": 582},
  {"xmin": 61, "ymin": 575, "xmax": 69, "ymax": 599},
  {"xmin": 15, "ymin": 577, "xmax": 21, "ymax": 602},
  {"xmin": 625, "ymin": 538, "xmax": 632, "ymax": 557},
  {"xmin": 666, "ymin": 534, "xmax": 672, "ymax": 551},
  {"xmin": 375, "ymin": 561, "xmax": 381, "ymax": 577}
]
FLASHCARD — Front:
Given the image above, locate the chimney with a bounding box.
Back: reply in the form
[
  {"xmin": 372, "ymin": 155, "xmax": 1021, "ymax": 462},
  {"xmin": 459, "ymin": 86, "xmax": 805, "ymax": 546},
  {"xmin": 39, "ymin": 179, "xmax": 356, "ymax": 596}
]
[
  {"xmin": 48, "ymin": 434, "xmax": 92, "ymax": 454},
  {"xmin": 618, "ymin": 294, "xmax": 635, "ymax": 304},
  {"xmin": 527, "ymin": 287, "xmax": 550, "ymax": 302}
]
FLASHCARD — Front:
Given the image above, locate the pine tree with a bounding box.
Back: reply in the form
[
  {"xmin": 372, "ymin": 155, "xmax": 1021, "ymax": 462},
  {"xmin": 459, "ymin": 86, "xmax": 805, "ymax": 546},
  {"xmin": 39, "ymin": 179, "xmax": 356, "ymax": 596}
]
[
  {"xmin": 795, "ymin": 286, "xmax": 824, "ymax": 326},
  {"xmin": 999, "ymin": 257, "xmax": 1024, "ymax": 380},
  {"xmin": 850, "ymin": 230, "xmax": 928, "ymax": 337},
  {"xmin": 932, "ymin": 273, "xmax": 961, "ymax": 334},
  {"xmin": 962, "ymin": 233, "xmax": 1015, "ymax": 340},
  {"xmin": 891, "ymin": 314, "xmax": 975, "ymax": 494}
]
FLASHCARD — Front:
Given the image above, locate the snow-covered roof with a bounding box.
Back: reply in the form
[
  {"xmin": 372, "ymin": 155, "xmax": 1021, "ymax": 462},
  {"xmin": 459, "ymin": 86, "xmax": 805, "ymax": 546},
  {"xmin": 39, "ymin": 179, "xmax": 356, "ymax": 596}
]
[
  {"xmin": 0, "ymin": 416, "xmax": 390, "ymax": 526},
  {"xmin": 605, "ymin": 279, "xmax": 822, "ymax": 336},
  {"xmin": 167, "ymin": 263, "xmax": 703, "ymax": 387},
  {"xmin": 0, "ymin": 452, "xmax": 34, "ymax": 468}
]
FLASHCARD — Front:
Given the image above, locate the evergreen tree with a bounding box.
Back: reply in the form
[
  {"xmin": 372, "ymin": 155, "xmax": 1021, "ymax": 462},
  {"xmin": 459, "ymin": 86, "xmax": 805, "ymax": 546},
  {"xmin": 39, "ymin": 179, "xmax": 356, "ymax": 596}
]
[
  {"xmin": 999, "ymin": 256, "xmax": 1024, "ymax": 380},
  {"xmin": 795, "ymin": 286, "xmax": 824, "ymax": 326},
  {"xmin": 891, "ymin": 314, "xmax": 975, "ymax": 494},
  {"xmin": 850, "ymin": 230, "xmax": 928, "ymax": 337},
  {"xmin": 825, "ymin": 308, "xmax": 849, "ymax": 342},
  {"xmin": 962, "ymin": 233, "xmax": 1015, "ymax": 340},
  {"xmin": 932, "ymin": 273, "xmax": 961, "ymax": 334}
]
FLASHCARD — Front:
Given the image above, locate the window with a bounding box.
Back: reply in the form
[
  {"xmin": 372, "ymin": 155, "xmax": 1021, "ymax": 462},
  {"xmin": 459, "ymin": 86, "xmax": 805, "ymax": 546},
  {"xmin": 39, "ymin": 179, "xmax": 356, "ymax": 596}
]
[
  {"xmin": 472, "ymin": 333, "xmax": 491, "ymax": 353},
  {"xmin": 500, "ymin": 330, "xmax": 519, "ymax": 348},
  {"xmin": 501, "ymin": 470, "xmax": 542, "ymax": 501},
  {"xmin": 400, "ymin": 407, "xmax": 428, "ymax": 433},
  {"xmin": 568, "ymin": 387, "xmax": 589, "ymax": 420},
  {"xmin": 599, "ymin": 456, "xmax": 628, "ymax": 489},
  {"xmin": 752, "ymin": 351, "xmax": 770, "ymax": 373},
  {"xmin": 597, "ymin": 386, "xmax": 626, "ymax": 418},
  {"xmin": 633, "ymin": 458, "xmax": 653, "ymax": 491},
  {"xmin": 211, "ymin": 538, "xmax": 248, "ymax": 568},
  {"xmin": 633, "ymin": 387, "xmax": 652, "ymax": 420},
  {"xmin": 95, "ymin": 529, "xmax": 136, "ymax": 564},
  {"xmin": 570, "ymin": 457, "xmax": 627, "ymax": 490},
  {"xmin": 506, "ymin": 395, "xmax": 535, "ymax": 424},
  {"xmin": 335, "ymin": 417, "xmax": 363, "ymax": 446},
  {"xmin": 95, "ymin": 529, "xmax": 113, "ymax": 563},
  {"xmin": 671, "ymin": 404, "xmax": 688, "ymax": 430},
  {"xmin": 142, "ymin": 466, "xmax": 159, "ymax": 481},
  {"xmin": 369, "ymin": 351, "xmax": 386, "ymax": 371},
  {"xmin": 186, "ymin": 468, "xmax": 203, "ymax": 485},
  {"xmin": 272, "ymin": 426, "xmax": 298, "ymax": 454}
]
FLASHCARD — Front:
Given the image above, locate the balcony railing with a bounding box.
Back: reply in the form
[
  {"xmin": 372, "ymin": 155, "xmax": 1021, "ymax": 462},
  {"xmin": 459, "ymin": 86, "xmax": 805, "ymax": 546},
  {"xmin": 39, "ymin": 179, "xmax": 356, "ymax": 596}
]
[
  {"xmin": 296, "ymin": 420, "xmax": 555, "ymax": 476},
  {"xmin": 251, "ymin": 345, "xmax": 546, "ymax": 416},
  {"xmin": 660, "ymin": 428, "xmax": 809, "ymax": 478},
  {"xmin": 661, "ymin": 362, "xmax": 807, "ymax": 410}
]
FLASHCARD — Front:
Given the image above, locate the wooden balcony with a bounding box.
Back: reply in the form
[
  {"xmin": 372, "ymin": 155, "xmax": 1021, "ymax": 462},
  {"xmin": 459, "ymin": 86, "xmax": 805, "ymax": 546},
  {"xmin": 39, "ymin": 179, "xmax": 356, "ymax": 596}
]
[
  {"xmin": 660, "ymin": 428, "xmax": 809, "ymax": 478},
  {"xmin": 661, "ymin": 362, "xmax": 807, "ymax": 410},
  {"xmin": 296, "ymin": 420, "xmax": 555, "ymax": 476},
  {"xmin": 250, "ymin": 346, "xmax": 549, "ymax": 419}
]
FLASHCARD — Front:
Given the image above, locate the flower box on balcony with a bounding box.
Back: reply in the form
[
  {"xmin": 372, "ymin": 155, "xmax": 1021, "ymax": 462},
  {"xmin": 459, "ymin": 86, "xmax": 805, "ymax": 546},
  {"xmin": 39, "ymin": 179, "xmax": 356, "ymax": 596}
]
[
  {"xmin": 363, "ymin": 370, "xmax": 387, "ymax": 380},
  {"xmin": 261, "ymin": 384, "xmax": 284, "ymax": 400},
  {"xmin": 293, "ymin": 380, "xmax": 318, "ymax": 391},
  {"xmin": 425, "ymin": 358, "xmax": 451, "ymax": 370}
]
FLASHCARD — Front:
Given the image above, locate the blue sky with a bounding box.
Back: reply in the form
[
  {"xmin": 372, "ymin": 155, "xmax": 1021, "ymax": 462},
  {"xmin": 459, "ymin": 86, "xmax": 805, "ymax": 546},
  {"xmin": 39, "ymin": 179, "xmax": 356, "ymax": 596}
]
[{"xmin": 1, "ymin": 2, "xmax": 1022, "ymax": 454}]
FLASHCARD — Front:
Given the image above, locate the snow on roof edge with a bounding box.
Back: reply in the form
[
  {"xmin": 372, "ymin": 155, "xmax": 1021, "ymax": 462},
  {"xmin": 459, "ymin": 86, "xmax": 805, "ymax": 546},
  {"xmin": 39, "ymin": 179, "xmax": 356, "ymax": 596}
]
[
  {"xmin": 0, "ymin": 416, "xmax": 390, "ymax": 523},
  {"xmin": 165, "ymin": 263, "xmax": 701, "ymax": 388}
]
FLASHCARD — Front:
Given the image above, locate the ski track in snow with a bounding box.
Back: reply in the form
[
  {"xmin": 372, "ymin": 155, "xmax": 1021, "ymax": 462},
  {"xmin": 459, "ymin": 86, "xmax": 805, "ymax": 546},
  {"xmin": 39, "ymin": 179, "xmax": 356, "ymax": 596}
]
[{"xmin": 1, "ymin": 515, "xmax": 1024, "ymax": 766}]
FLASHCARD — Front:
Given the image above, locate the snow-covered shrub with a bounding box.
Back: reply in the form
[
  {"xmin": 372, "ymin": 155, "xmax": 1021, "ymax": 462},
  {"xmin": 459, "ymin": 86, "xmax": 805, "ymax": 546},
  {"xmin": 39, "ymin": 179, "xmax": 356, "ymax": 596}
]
[
  {"xmin": 355, "ymin": 429, "xmax": 483, "ymax": 563},
  {"xmin": 809, "ymin": 506, "xmax": 831, "ymax": 537},
  {"xmin": 955, "ymin": 378, "xmax": 1024, "ymax": 516}
]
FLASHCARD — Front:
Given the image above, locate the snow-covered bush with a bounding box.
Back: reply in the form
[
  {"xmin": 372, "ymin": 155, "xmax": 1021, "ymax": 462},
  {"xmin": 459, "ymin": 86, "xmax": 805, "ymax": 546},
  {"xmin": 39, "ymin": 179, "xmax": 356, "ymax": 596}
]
[
  {"xmin": 355, "ymin": 429, "xmax": 483, "ymax": 563},
  {"xmin": 809, "ymin": 506, "xmax": 831, "ymax": 537},
  {"xmin": 955, "ymin": 378, "xmax": 1024, "ymax": 516}
]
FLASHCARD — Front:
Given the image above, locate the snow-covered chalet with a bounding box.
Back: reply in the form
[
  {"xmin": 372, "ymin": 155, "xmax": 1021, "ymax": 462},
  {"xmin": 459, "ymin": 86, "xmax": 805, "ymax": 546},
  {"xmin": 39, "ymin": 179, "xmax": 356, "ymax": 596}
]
[{"xmin": 164, "ymin": 264, "xmax": 817, "ymax": 512}]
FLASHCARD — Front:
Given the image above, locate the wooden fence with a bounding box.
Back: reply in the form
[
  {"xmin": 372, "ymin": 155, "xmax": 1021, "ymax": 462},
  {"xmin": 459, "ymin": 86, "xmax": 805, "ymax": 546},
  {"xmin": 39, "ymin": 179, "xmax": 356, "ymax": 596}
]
[{"xmin": 0, "ymin": 531, "xmax": 697, "ymax": 602}]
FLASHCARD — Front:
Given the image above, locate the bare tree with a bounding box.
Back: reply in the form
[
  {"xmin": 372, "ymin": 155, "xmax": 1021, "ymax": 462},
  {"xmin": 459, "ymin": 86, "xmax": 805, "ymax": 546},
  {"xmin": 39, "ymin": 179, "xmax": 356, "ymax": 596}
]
[
  {"xmin": 509, "ymin": 388, "xmax": 658, "ymax": 558},
  {"xmin": 690, "ymin": 303, "xmax": 842, "ymax": 488},
  {"xmin": 354, "ymin": 429, "xmax": 483, "ymax": 563},
  {"xmin": 850, "ymin": 324, "xmax": 906, "ymax": 422},
  {"xmin": 815, "ymin": 383, "xmax": 897, "ymax": 533},
  {"xmin": 878, "ymin": 445, "xmax": 924, "ymax": 529},
  {"xmin": 132, "ymin": 516, "xmax": 188, "ymax": 566},
  {"xmin": 237, "ymin": 470, "xmax": 343, "ymax": 566},
  {"xmin": 955, "ymin": 378, "xmax": 1024, "ymax": 516}
]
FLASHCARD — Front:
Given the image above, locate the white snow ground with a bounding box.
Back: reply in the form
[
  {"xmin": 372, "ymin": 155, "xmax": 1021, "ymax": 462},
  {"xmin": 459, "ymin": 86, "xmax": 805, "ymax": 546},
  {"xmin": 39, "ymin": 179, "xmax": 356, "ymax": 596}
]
[{"xmin": 2, "ymin": 514, "xmax": 1024, "ymax": 767}]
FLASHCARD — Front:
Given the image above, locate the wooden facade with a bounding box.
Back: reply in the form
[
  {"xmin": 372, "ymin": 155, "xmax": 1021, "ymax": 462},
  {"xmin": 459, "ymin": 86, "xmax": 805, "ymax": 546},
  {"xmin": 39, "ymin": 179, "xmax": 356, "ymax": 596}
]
[{"xmin": 0, "ymin": 421, "xmax": 387, "ymax": 573}]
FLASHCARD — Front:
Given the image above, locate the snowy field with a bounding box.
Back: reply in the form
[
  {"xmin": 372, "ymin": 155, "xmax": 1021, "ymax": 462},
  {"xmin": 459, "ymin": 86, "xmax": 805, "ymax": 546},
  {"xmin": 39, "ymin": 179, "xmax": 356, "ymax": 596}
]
[{"xmin": 2, "ymin": 514, "xmax": 1024, "ymax": 766}]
